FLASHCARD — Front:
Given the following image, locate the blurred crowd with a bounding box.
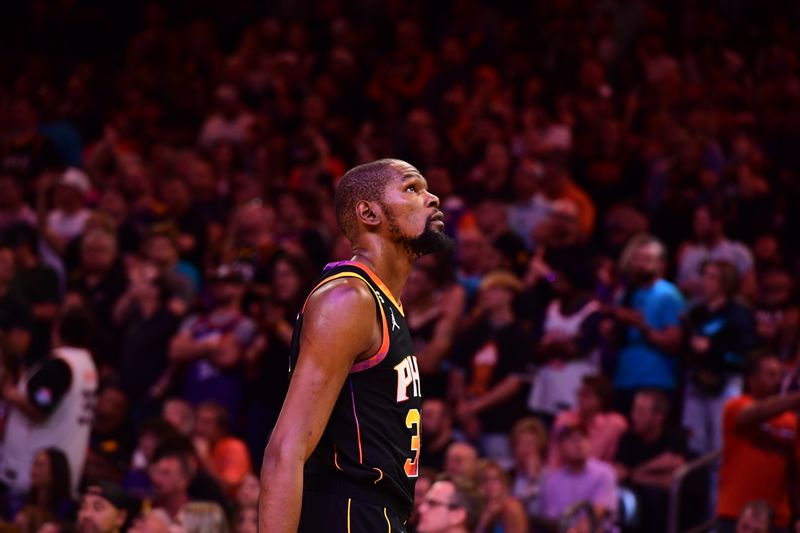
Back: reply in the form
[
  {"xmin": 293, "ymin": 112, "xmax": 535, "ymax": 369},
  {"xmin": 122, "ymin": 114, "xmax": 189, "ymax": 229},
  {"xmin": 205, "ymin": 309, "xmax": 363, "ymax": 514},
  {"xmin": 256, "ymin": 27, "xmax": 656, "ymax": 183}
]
[{"xmin": 1, "ymin": 0, "xmax": 800, "ymax": 532}]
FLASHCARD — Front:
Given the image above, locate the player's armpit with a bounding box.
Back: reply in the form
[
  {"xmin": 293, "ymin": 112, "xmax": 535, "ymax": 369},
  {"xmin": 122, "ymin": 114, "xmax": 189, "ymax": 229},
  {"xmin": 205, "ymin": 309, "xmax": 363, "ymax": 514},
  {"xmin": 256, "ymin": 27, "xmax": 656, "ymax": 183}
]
[{"xmin": 259, "ymin": 278, "xmax": 381, "ymax": 533}]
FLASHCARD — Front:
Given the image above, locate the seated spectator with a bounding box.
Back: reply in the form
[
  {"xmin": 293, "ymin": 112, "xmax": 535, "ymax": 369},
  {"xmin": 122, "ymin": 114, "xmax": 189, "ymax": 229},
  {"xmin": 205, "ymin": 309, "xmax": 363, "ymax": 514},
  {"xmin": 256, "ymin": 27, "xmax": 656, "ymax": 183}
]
[
  {"xmin": 149, "ymin": 436, "xmax": 228, "ymax": 518},
  {"xmin": 676, "ymin": 204, "xmax": 755, "ymax": 300},
  {"xmin": 450, "ymin": 271, "xmax": 529, "ymax": 464},
  {"xmin": 444, "ymin": 442, "xmax": 479, "ymax": 483},
  {"xmin": 540, "ymin": 424, "xmax": 617, "ymax": 523},
  {"xmin": 753, "ymin": 269, "xmax": 799, "ymax": 362},
  {"xmin": 128, "ymin": 508, "xmax": 173, "ymax": 533},
  {"xmin": 0, "ymin": 175, "xmax": 36, "ymax": 231},
  {"xmin": 416, "ymin": 476, "xmax": 484, "ymax": 533},
  {"xmin": 162, "ymin": 398, "xmax": 195, "ymax": 436},
  {"xmin": 609, "ymin": 235, "xmax": 685, "ymax": 413},
  {"xmin": 169, "ymin": 263, "xmax": 256, "ymax": 421},
  {"xmin": 9, "ymin": 449, "xmax": 75, "ymax": 526},
  {"xmin": 528, "ymin": 247, "xmax": 603, "ymax": 419},
  {"xmin": 548, "ymin": 375, "xmax": 627, "ymax": 466},
  {"xmin": 475, "ymin": 460, "xmax": 528, "ymax": 533},
  {"xmin": 614, "ymin": 390, "xmax": 688, "ymax": 533},
  {"xmin": 409, "ymin": 468, "xmax": 438, "ymax": 533},
  {"xmin": 193, "ymin": 401, "xmax": 252, "ymax": 497},
  {"xmin": 682, "ymin": 259, "xmax": 757, "ymax": 456},
  {"xmin": 734, "ymin": 500, "xmax": 774, "ymax": 533},
  {"xmin": 717, "ymin": 351, "xmax": 800, "ymax": 532},
  {"xmin": 39, "ymin": 168, "xmax": 93, "ymax": 255},
  {"xmin": 0, "ymin": 307, "xmax": 98, "ymax": 494},
  {"xmin": 77, "ymin": 481, "xmax": 135, "ymax": 533},
  {"xmin": 508, "ymin": 417, "xmax": 548, "ymax": 519},
  {"xmin": 420, "ymin": 398, "xmax": 457, "ymax": 472},
  {"xmin": 123, "ymin": 419, "xmax": 179, "ymax": 500}
]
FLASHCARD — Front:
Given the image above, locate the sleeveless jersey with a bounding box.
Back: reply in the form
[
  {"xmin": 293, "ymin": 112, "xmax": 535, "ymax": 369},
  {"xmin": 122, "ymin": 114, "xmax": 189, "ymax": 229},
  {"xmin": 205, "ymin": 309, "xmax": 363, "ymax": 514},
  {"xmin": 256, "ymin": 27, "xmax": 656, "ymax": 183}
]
[
  {"xmin": 289, "ymin": 261, "xmax": 422, "ymax": 518},
  {"xmin": 1, "ymin": 347, "xmax": 97, "ymax": 492}
]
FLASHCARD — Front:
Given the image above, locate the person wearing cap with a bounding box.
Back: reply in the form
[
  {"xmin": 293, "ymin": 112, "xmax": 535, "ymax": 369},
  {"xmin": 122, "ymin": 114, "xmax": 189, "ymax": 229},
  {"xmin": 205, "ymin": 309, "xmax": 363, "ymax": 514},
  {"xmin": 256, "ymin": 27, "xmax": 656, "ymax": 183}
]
[
  {"xmin": 168, "ymin": 263, "xmax": 256, "ymax": 422},
  {"xmin": 450, "ymin": 270, "xmax": 530, "ymax": 467},
  {"xmin": 77, "ymin": 481, "xmax": 132, "ymax": 533},
  {"xmin": 39, "ymin": 167, "xmax": 92, "ymax": 254},
  {"xmin": 539, "ymin": 423, "xmax": 617, "ymax": 523}
]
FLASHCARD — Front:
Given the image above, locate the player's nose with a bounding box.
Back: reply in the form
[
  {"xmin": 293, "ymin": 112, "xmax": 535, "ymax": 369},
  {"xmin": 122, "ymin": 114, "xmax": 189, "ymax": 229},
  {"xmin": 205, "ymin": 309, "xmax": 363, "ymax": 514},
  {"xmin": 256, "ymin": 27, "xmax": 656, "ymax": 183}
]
[{"xmin": 425, "ymin": 191, "xmax": 440, "ymax": 209}]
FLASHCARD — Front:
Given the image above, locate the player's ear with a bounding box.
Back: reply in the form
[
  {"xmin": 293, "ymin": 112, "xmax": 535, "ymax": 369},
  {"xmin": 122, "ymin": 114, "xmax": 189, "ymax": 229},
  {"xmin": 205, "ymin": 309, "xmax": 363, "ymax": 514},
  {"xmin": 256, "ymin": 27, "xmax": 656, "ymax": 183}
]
[{"xmin": 355, "ymin": 200, "xmax": 381, "ymax": 229}]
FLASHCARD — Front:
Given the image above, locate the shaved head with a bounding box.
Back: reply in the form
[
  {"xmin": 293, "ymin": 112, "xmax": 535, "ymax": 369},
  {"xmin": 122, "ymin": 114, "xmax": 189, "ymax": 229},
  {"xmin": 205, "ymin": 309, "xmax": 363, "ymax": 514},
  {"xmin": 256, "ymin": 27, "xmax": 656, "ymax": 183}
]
[{"xmin": 335, "ymin": 158, "xmax": 404, "ymax": 241}]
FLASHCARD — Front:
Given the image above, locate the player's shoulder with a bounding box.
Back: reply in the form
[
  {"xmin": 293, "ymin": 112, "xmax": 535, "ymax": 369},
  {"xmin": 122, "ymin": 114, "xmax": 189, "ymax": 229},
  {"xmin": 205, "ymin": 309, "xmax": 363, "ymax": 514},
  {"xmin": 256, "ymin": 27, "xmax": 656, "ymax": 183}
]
[{"xmin": 304, "ymin": 276, "xmax": 377, "ymax": 319}]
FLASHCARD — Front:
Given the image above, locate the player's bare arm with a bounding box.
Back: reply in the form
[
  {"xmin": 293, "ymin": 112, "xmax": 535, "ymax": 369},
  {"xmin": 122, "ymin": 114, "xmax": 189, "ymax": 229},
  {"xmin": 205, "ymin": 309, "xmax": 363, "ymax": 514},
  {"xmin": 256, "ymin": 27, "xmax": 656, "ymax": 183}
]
[{"xmin": 258, "ymin": 278, "xmax": 381, "ymax": 533}]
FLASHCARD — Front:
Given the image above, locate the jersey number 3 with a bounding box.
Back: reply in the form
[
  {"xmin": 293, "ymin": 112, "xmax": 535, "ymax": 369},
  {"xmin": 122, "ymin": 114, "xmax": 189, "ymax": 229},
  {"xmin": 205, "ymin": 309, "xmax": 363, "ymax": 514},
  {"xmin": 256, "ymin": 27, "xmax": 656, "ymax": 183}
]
[{"xmin": 404, "ymin": 408, "xmax": 420, "ymax": 477}]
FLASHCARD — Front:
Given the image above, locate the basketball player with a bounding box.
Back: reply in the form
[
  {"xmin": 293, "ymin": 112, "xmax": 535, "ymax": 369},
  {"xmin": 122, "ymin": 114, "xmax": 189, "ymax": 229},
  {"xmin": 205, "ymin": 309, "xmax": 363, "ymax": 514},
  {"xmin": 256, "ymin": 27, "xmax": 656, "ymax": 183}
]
[{"xmin": 259, "ymin": 159, "xmax": 453, "ymax": 532}]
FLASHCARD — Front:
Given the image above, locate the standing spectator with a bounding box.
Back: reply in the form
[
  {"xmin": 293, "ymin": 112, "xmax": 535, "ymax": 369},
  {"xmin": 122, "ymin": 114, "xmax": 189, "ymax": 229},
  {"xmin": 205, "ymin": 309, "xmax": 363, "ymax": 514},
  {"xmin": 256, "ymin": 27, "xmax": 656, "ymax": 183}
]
[
  {"xmin": 420, "ymin": 398, "xmax": 457, "ymax": 472},
  {"xmin": 7, "ymin": 223, "xmax": 60, "ymax": 366},
  {"xmin": 0, "ymin": 243, "xmax": 32, "ymax": 364},
  {"xmin": 475, "ymin": 460, "xmax": 528, "ymax": 533},
  {"xmin": 77, "ymin": 481, "xmax": 133, "ymax": 533},
  {"xmin": 682, "ymin": 260, "xmax": 758, "ymax": 456},
  {"xmin": 611, "ymin": 235, "xmax": 685, "ymax": 412},
  {"xmin": 0, "ymin": 306, "xmax": 98, "ymax": 493},
  {"xmin": 508, "ymin": 417, "xmax": 548, "ymax": 519},
  {"xmin": 416, "ymin": 476, "xmax": 484, "ymax": 533},
  {"xmin": 614, "ymin": 390, "xmax": 688, "ymax": 533},
  {"xmin": 169, "ymin": 264, "xmax": 256, "ymax": 421},
  {"xmin": 540, "ymin": 424, "xmax": 617, "ymax": 523},
  {"xmin": 68, "ymin": 227, "xmax": 128, "ymax": 371},
  {"xmin": 193, "ymin": 401, "xmax": 252, "ymax": 497},
  {"xmin": 716, "ymin": 351, "xmax": 800, "ymax": 532},
  {"xmin": 528, "ymin": 247, "xmax": 603, "ymax": 420},
  {"xmin": 676, "ymin": 204, "xmax": 755, "ymax": 299},
  {"xmin": 548, "ymin": 375, "xmax": 627, "ymax": 466},
  {"xmin": 450, "ymin": 271, "xmax": 530, "ymax": 464}
]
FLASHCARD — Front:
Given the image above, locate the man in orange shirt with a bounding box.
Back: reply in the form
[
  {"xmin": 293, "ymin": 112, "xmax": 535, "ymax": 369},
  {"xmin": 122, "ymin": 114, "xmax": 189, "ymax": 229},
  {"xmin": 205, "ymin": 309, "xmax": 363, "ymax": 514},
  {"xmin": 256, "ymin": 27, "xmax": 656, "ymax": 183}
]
[{"xmin": 717, "ymin": 351, "xmax": 800, "ymax": 532}]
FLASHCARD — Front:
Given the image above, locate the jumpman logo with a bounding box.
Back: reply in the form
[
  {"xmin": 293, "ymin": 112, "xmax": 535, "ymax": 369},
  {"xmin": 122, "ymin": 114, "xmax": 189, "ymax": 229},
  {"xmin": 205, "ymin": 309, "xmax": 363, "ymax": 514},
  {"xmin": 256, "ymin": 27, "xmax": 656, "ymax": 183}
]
[{"xmin": 389, "ymin": 308, "xmax": 400, "ymax": 331}]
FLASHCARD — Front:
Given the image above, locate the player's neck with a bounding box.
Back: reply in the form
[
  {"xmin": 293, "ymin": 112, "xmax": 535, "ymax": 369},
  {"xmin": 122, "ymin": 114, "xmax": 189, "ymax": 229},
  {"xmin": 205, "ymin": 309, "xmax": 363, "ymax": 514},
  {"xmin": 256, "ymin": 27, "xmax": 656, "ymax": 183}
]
[{"xmin": 351, "ymin": 242, "xmax": 413, "ymax": 300}]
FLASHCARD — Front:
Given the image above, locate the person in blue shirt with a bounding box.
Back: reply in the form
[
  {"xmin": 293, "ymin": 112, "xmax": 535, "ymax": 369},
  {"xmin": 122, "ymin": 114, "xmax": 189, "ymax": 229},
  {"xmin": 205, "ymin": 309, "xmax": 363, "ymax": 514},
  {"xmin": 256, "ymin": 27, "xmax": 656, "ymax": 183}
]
[{"xmin": 609, "ymin": 234, "xmax": 685, "ymax": 414}]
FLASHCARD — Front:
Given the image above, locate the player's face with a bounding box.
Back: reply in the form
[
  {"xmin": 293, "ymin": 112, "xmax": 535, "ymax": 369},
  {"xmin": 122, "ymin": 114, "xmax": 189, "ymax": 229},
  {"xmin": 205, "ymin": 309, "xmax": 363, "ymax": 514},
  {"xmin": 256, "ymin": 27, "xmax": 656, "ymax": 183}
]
[
  {"xmin": 379, "ymin": 163, "xmax": 453, "ymax": 258},
  {"xmin": 417, "ymin": 481, "xmax": 463, "ymax": 533}
]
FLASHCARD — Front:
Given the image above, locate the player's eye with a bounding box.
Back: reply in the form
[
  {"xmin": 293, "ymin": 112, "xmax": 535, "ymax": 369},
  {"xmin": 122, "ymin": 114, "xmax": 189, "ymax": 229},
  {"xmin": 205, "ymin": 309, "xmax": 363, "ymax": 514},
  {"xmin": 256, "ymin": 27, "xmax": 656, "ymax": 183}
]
[{"xmin": 405, "ymin": 184, "xmax": 417, "ymax": 192}]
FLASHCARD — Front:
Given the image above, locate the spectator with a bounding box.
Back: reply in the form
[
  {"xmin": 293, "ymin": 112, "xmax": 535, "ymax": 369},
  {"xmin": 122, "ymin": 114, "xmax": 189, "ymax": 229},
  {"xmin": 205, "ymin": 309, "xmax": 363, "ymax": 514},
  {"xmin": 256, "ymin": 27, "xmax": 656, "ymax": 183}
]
[
  {"xmin": 416, "ymin": 476, "xmax": 484, "ymax": 533},
  {"xmin": 508, "ymin": 417, "xmax": 548, "ymax": 519},
  {"xmin": 475, "ymin": 460, "xmax": 528, "ymax": 533},
  {"xmin": 682, "ymin": 260, "xmax": 758, "ymax": 456},
  {"xmin": 540, "ymin": 423, "xmax": 617, "ymax": 523},
  {"xmin": 528, "ymin": 247, "xmax": 603, "ymax": 420},
  {"xmin": 162, "ymin": 399, "xmax": 195, "ymax": 437},
  {"xmin": 157, "ymin": 178, "xmax": 207, "ymax": 270},
  {"xmin": 39, "ymin": 168, "xmax": 93, "ymax": 255},
  {"xmin": 548, "ymin": 375, "xmax": 627, "ymax": 466},
  {"xmin": 444, "ymin": 442, "xmax": 479, "ymax": 483},
  {"xmin": 614, "ymin": 390, "xmax": 688, "ymax": 533},
  {"xmin": 717, "ymin": 351, "xmax": 800, "ymax": 532},
  {"xmin": 610, "ymin": 235, "xmax": 685, "ymax": 412},
  {"xmin": 0, "ymin": 242, "xmax": 32, "ymax": 363},
  {"xmin": 0, "ymin": 306, "xmax": 98, "ymax": 494},
  {"xmin": 0, "ymin": 96, "xmax": 63, "ymax": 188},
  {"xmin": 409, "ymin": 468, "xmax": 438, "ymax": 533},
  {"xmin": 9, "ymin": 448, "xmax": 75, "ymax": 526},
  {"xmin": 403, "ymin": 258, "xmax": 465, "ymax": 399},
  {"xmin": 450, "ymin": 271, "xmax": 529, "ymax": 463},
  {"xmin": 233, "ymin": 504, "xmax": 257, "ymax": 533},
  {"xmin": 77, "ymin": 481, "xmax": 134, "ymax": 533},
  {"xmin": 6, "ymin": 223, "xmax": 60, "ymax": 365},
  {"xmin": 734, "ymin": 500, "xmax": 774, "ymax": 533},
  {"xmin": 192, "ymin": 401, "xmax": 252, "ymax": 497},
  {"xmin": 169, "ymin": 263, "xmax": 256, "ymax": 421},
  {"xmin": 199, "ymin": 85, "xmax": 255, "ymax": 149},
  {"xmin": 123, "ymin": 419, "xmax": 179, "ymax": 500},
  {"xmin": 420, "ymin": 398, "xmax": 457, "ymax": 472},
  {"xmin": 85, "ymin": 387, "xmax": 133, "ymax": 485},
  {"xmin": 753, "ymin": 269, "xmax": 799, "ymax": 362},
  {"xmin": 0, "ymin": 175, "xmax": 36, "ymax": 231},
  {"xmin": 677, "ymin": 204, "xmax": 755, "ymax": 299}
]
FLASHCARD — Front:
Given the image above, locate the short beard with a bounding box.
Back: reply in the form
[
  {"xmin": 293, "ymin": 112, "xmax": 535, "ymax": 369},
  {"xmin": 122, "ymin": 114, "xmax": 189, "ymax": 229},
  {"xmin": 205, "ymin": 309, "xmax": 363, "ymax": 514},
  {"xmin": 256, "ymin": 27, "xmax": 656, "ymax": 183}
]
[{"xmin": 382, "ymin": 203, "xmax": 455, "ymax": 258}]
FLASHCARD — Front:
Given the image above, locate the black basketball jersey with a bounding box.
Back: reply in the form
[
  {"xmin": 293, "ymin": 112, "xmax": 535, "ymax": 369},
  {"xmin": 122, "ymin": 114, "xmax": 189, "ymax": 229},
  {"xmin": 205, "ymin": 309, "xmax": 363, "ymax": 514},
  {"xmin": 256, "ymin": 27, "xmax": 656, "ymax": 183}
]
[{"xmin": 288, "ymin": 261, "xmax": 422, "ymax": 518}]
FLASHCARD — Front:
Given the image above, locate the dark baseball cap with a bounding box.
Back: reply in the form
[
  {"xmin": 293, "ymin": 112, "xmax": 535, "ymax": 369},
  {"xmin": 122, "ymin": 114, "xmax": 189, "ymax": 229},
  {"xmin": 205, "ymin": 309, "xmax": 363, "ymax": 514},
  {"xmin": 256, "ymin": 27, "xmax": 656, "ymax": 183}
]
[{"xmin": 83, "ymin": 481, "xmax": 131, "ymax": 510}]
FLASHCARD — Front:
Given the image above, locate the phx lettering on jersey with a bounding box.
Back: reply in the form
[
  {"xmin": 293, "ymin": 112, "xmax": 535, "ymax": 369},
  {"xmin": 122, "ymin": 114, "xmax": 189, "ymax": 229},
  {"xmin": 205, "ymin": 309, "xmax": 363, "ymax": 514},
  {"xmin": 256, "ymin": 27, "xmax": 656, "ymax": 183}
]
[{"xmin": 394, "ymin": 355, "xmax": 421, "ymax": 402}]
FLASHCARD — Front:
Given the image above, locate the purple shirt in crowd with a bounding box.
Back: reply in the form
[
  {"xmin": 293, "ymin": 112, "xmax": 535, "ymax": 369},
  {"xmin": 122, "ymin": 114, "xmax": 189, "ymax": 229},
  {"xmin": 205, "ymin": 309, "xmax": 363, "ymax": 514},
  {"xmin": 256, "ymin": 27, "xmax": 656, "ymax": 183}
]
[{"xmin": 540, "ymin": 458, "xmax": 618, "ymax": 519}]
